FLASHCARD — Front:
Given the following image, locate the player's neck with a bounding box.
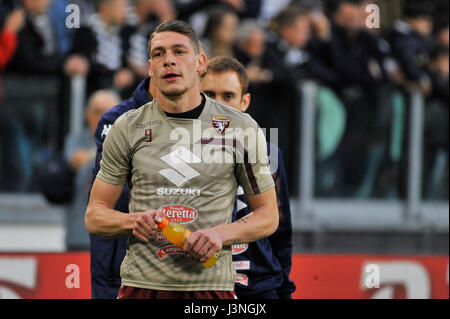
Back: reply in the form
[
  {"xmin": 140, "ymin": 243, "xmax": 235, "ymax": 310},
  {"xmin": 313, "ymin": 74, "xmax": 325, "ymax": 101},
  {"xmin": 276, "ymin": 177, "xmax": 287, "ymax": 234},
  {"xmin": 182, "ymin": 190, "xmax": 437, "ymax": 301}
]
[{"xmin": 156, "ymin": 85, "xmax": 203, "ymax": 114}]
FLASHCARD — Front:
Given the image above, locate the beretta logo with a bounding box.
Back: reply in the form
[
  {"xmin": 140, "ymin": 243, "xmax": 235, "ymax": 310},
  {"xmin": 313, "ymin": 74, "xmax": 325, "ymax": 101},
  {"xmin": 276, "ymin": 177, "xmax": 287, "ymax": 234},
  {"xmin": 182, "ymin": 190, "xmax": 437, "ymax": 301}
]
[
  {"xmin": 232, "ymin": 243, "xmax": 249, "ymax": 255},
  {"xmin": 159, "ymin": 204, "xmax": 198, "ymax": 224}
]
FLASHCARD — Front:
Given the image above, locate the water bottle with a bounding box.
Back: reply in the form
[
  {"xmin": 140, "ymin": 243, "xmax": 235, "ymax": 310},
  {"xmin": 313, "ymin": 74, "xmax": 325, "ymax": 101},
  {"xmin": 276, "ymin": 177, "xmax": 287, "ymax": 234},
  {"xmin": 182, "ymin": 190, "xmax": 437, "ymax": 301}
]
[{"xmin": 157, "ymin": 217, "xmax": 220, "ymax": 268}]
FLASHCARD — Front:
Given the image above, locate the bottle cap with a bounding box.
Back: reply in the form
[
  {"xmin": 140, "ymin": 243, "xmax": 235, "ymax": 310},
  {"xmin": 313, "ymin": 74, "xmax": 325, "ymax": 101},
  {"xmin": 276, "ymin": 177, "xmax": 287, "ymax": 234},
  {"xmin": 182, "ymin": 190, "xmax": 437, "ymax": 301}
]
[{"xmin": 158, "ymin": 217, "xmax": 169, "ymax": 230}]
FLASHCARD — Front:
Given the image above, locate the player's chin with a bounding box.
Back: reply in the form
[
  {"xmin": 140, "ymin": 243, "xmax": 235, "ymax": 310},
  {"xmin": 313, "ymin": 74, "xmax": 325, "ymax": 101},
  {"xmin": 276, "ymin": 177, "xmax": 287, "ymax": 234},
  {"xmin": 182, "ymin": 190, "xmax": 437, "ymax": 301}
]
[{"xmin": 161, "ymin": 87, "xmax": 188, "ymax": 99}]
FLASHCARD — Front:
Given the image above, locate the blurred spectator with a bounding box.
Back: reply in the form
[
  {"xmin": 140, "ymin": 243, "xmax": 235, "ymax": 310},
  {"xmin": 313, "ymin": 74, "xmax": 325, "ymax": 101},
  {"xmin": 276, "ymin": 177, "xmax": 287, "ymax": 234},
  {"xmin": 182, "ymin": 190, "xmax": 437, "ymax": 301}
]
[
  {"xmin": 434, "ymin": 16, "xmax": 449, "ymax": 49},
  {"xmin": 0, "ymin": 105, "xmax": 31, "ymax": 192},
  {"xmin": 239, "ymin": 0, "xmax": 263, "ymax": 19},
  {"xmin": 428, "ymin": 46, "xmax": 449, "ymax": 106},
  {"xmin": 126, "ymin": 0, "xmax": 177, "ymax": 26},
  {"xmin": 268, "ymin": 5, "xmax": 337, "ymax": 85},
  {"xmin": 233, "ymin": 19, "xmax": 272, "ymax": 84},
  {"xmin": 179, "ymin": 0, "xmax": 255, "ymax": 39},
  {"xmin": 248, "ymin": 5, "xmax": 339, "ymax": 194},
  {"xmin": 65, "ymin": 0, "xmax": 135, "ymax": 97},
  {"xmin": 0, "ymin": 6, "xmax": 30, "ymax": 192},
  {"xmin": 433, "ymin": 0, "xmax": 449, "ymax": 47},
  {"xmin": 259, "ymin": 0, "xmax": 291, "ymax": 25},
  {"xmin": 237, "ymin": 6, "xmax": 310, "ymax": 194},
  {"xmin": 308, "ymin": 5, "xmax": 331, "ymax": 41},
  {"xmin": 64, "ymin": 89, "xmax": 120, "ymax": 250},
  {"xmin": 384, "ymin": 1, "xmax": 439, "ymax": 198},
  {"xmin": 423, "ymin": 45, "xmax": 449, "ymax": 199},
  {"xmin": 307, "ymin": 0, "xmax": 395, "ymax": 196},
  {"xmin": 7, "ymin": 0, "xmax": 63, "ymax": 75},
  {"xmin": 389, "ymin": 0, "xmax": 435, "ymax": 95},
  {"xmin": 0, "ymin": 8, "xmax": 24, "ymax": 71},
  {"xmin": 148, "ymin": 0, "xmax": 177, "ymax": 22},
  {"xmin": 202, "ymin": 7, "xmax": 239, "ymax": 57},
  {"xmin": 313, "ymin": 0, "xmax": 387, "ymax": 91}
]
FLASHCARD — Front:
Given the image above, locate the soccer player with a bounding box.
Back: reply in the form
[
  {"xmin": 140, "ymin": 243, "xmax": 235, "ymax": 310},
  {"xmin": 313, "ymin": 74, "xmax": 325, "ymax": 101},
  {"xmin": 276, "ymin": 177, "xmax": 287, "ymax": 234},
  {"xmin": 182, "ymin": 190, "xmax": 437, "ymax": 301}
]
[
  {"xmin": 201, "ymin": 56, "xmax": 296, "ymax": 299},
  {"xmin": 85, "ymin": 20, "xmax": 278, "ymax": 299},
  {"xmin": 88, "ymin": 40, "xmax": 202, "ymax": 301}
]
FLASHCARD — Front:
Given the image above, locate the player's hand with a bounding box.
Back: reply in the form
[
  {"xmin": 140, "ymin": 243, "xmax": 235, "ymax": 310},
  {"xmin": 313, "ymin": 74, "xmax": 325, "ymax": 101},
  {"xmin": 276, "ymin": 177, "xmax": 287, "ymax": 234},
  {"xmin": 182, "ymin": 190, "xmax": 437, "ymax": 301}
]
[
  {"xmin": 132, "ymin": 210, "xmax": 165, "ymax": 243},
  {"xmin": 183, "ymin": 228, "xmax": 222, "ymax": 263}
]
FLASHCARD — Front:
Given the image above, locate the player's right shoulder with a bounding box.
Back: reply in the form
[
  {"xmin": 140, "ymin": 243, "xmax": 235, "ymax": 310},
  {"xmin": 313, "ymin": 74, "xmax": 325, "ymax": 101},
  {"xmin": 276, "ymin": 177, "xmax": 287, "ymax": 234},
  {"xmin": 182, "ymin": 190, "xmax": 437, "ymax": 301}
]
[
  {"xmin": 116, "ymin": 101, "xmax": 153, "ymax": 126},
  {"xmin": 103, "ymin": 101, "xmax": 154, "ymax": 140},
  {"xmin": 96, "ymin": 100, "xmax": 152, "ymax": 142}
]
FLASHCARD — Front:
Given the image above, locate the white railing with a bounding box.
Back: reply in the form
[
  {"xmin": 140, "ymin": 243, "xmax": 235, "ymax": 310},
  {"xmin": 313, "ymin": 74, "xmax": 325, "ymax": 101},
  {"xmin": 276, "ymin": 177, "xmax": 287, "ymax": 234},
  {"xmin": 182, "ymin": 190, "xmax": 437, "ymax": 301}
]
[
  {"xmin": 69, "ymin": 75, "xmax": 87, "ymax": 136},
  {"xmin": 406, "ymin": 90, "xmax": 425, "ymax": 221},
  {"xmin": 291, "ymin": 81, "xmax": 449, "ymax": 233}
]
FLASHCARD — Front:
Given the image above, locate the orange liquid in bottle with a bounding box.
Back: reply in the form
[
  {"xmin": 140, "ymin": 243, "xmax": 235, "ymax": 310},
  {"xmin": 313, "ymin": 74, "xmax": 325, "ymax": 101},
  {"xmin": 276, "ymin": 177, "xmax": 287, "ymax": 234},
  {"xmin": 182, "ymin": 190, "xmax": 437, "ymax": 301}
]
[
  {"xmin": 158, "ymin": 218, "xmax": 220, "ymax": 268},
  {"xmin": 161, "ymin": 223, "xmax": 192, "ymax": 248}
]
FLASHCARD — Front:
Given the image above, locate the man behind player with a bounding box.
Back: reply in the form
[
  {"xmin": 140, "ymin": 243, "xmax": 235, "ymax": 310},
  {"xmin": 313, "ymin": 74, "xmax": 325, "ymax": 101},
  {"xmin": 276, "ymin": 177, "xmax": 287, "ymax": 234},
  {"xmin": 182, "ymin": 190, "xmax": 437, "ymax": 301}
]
[
  {"xmin": 201, "ymin": 56, "xmax": 296, "ymax": 299},
  {"xmin": 85, "ymin": 20, "xmax": 278, "ymax": 299}
]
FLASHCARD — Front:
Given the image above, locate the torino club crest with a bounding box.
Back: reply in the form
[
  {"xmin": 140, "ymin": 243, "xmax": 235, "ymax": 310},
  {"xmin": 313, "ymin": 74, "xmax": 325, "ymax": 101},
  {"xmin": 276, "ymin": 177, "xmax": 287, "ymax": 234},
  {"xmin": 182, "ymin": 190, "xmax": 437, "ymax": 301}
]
[{"xmin": 212, "ymin": 116, "xmax": 230, "ymax": 135}]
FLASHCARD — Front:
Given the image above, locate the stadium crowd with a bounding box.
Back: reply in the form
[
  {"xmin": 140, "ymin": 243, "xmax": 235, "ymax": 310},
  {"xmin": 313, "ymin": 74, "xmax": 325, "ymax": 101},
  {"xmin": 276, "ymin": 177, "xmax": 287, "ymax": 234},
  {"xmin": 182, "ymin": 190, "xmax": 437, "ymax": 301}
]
[{"xmin": 0, "ymin": 0, "xmax": 448, "ymax": 202}]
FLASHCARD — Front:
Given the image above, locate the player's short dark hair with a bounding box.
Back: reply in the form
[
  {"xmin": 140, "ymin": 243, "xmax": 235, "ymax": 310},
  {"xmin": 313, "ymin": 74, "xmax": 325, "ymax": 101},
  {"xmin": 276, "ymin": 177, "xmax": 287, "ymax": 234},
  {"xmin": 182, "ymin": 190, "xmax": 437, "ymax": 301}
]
[
  {"xmin": 203, "ymin": 56, "xmax": 249, "ymax": 95},
  {"xmin": 148, "ymin": 20, "xmax": 200, "ymax": 56}
]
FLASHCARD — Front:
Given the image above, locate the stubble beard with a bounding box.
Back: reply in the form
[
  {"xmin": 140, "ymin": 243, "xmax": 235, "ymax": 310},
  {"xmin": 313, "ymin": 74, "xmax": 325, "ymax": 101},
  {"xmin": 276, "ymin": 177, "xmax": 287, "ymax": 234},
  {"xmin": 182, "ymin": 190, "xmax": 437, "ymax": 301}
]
[
  {"xmin": 161, "ymin": 86, "xmax": 189, "ymax": 101},
  {"xmin": 160, "ymin": 79, "xmax": 196, "ymax": 101}
]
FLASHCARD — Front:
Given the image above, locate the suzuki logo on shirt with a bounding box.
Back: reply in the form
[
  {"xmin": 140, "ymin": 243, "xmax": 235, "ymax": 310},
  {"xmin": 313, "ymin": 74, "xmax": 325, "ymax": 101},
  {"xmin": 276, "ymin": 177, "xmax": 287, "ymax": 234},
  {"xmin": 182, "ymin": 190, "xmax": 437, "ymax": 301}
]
[{"xmin": 159, "ymin": 147, "xmax": 201, "ymax": 187}]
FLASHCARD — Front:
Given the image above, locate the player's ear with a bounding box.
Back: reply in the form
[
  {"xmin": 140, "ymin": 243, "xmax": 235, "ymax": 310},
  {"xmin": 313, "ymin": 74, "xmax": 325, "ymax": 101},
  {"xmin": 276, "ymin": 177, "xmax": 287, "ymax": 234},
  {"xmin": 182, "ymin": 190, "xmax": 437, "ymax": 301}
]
[
  {"xmin": 241, "ymin": 93, "xmax": 251, "ymax": 112},
  {"xmin": 197, "ymin": 52, "xmax": 207, "ymax": 75}
]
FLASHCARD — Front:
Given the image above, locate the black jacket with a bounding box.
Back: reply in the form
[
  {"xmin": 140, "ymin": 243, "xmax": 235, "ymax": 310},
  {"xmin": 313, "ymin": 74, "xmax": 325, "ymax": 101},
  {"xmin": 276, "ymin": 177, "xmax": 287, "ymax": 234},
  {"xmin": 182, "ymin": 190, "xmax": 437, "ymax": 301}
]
[
  {"xmin": 389, "ymin": 21, "xmax": 433, "ymax": 83},
  {"xmin": 7, "ymin": 14, "xmax": 62, "ymax": 75},
  {"xmin": 308, "ymin": 25, "xmax": 386, "ymax": 92},
  {"xmin": 69, "ymin": 23, "xmax": 135, "ymax": 94}
]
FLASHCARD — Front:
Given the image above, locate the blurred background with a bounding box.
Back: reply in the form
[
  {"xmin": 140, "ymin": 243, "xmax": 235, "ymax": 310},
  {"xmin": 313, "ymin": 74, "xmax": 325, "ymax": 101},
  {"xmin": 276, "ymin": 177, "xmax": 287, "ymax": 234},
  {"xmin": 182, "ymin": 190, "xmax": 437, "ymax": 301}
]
[{"xmin": 0, "ymin": 0, "xmax": 448, "ymax": 299}]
